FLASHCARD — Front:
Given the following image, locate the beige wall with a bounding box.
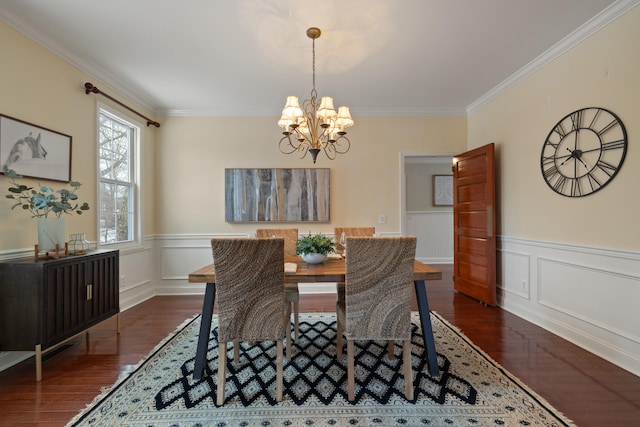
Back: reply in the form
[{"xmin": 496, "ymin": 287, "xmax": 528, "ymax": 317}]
[
  {"xmin": 468, "ymin": 7, "xmax": 640, "ymax": 251},
  {"xmin": 0, "ymin": 21, "xmax": 157, "ymax": 252},
  {"xmin": 405, "ymin": 162, "xmax": 453, "ymax": 212},
  {"xmin": 156, "ymin": 115, "xmax": 466, "ymax": 236}
]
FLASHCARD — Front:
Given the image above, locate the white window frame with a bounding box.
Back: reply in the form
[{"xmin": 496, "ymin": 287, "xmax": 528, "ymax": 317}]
[{"xmin": 96, "ymin": 102, "xmax": 142, "ymax": 251}]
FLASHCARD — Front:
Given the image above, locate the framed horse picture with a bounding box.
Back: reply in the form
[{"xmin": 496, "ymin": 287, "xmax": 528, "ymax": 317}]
[{"xmin": 0, "ymin": 114, "xmax": 72, "ymax": 182}]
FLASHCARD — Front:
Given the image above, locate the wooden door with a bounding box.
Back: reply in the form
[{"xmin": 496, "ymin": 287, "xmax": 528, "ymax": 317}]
[{"xmin": 453, "ymin": 143, "xmax": 496, "ymax": 306}]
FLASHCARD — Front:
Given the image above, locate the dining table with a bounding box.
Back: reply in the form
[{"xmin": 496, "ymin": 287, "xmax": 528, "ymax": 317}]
[{"xmin": 188, "ymin": 256, "xmax": 442, "ymax": 380}]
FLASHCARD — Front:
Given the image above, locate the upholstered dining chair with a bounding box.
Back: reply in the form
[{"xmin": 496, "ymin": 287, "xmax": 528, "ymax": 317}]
[
  {"xmin": 256, "ymin": 228, "xmax": 300, "ymax": 348},
  {"xmin": 335, "ymin": 236, "xmax": 417, "ymax": 401},
  {"xmin": 333, "ymin": 227, "xmax": 375, "ymax": 301},
  {"xmin": 333, "ymin": 227, "xmax": 376, "ymax": 256},
  {"xmin": 211, "ymin": 237, "xmax": 287, "ymax": 405}
]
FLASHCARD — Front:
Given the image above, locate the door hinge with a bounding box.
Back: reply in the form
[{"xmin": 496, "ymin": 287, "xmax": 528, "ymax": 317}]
[{"xmin": 452, "ymin": 275, "xmax": 456, "ymax": 282}]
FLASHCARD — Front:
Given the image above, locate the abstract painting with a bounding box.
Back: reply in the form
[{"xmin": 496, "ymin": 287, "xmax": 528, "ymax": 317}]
[{"xmin": 225, "ymin": 168, "xmax": 330, "ymax": 222}]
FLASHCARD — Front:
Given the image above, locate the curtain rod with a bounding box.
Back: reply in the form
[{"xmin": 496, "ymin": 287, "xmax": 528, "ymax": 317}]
[{"xmin": 84, "ymin": 82, "xmax": 160, "ymax": 128}]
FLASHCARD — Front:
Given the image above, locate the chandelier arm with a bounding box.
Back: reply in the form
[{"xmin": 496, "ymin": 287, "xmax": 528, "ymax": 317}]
[
  {"xmin": 297, "ymin": 141, "xmax": 310, "ymax": 159},
  {"xmin": 323, "ymin": 142, "xmax": 337, "ymax": 160},
  {"xmin": 279, "ymin": 134, "xmax": 304, "ymax": 154},
  {"xmin": 331, "ymin": 134, "xmax": 351, "ymax": 154}
]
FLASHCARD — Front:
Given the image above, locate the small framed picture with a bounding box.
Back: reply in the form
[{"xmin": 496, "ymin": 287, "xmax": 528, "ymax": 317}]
[
  {"xmin": 0, "ymin": 114, "xmax": 72, "ymax": 182},
  {"xmin": 433, "ymin": 174, "xmax": 453, "ymax": 206}
]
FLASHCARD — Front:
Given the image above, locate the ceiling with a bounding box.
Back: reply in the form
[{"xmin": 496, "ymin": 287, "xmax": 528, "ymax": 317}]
[{"xmin": 0, "ymin": 0, "xmax": 628, "ymax": 117}]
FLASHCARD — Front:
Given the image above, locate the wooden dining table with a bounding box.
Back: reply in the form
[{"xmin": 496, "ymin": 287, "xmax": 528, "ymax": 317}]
[{"xmin": 188, "ymin": 256, "xmax": 442, "ymax": 380}]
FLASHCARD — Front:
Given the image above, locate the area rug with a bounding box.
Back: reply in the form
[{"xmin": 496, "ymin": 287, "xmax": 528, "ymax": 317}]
[{"xmin": 67, "ymin": 312, "xmax": 575, "ymax": 427}]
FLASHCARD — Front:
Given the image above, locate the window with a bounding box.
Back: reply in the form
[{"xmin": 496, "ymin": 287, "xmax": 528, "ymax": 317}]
[{"xmin": 98, "ymin": 105, "xmax": 140, "ymax": 246}]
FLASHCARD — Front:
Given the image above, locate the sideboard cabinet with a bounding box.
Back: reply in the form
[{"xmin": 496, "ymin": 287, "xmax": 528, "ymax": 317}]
[{"xmin": 0, "ymin": 250, "xmax": 119, "ymax": 380}]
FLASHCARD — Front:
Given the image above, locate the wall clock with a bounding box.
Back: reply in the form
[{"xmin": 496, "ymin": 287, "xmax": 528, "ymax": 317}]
[{"xmin": 541, "ymin": 107, "xmax": 627, "ymax": 197}]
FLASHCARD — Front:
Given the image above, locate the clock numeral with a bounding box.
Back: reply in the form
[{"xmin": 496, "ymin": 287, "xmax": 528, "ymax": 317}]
[
  {"xmin": 588, "ymin": 108, "xmax": 602, "ymax": 129},
  {"xmin": 543, "ymin": 165, "xmax": 559, "ymax": 179},
  {"xmin": 541, "ymin": 155, "xmax": 556, "ymax": 166},
  {"xmin": 552, "ymin": 122, "xmax": 568, "ymax": 140},
  {"xmin": 571, "ymin": 178, "xmax": 582, "ymax": 197},
  {"xmin": 597, "ymin": 119, "xmax": 619, "ymax": 137},
  {"xmin": 570, "ymin": 110, "xmax": 583, "ymax": 131},
  {"xmin": 601, "ymin": 139, "xmax": 626, "ymax": 151},
  {"xmin": 553, "ymin": 175, "xmax": 567, "ymax": 193},
  {"xmin": 595, "ymin": 160, "xmax": 617, "ymax": 177},
  {"xmin": 585, "ymin": 172, "xmax": 602, "ymax": 191}
]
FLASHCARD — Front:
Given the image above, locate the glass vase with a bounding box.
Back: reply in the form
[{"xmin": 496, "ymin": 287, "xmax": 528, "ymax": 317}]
[
  {"xmin": 68, "ymin": 233, "xmax": 90, "ymax": 255},
  {"xmin": 37, "ymin": 217, "xmax": 66, "ymax": 251}
]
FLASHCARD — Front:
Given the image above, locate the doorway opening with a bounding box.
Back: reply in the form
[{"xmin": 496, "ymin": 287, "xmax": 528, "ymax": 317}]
[{"xmin": 400, "ymin": 153, "xmax": 454, "ymax": 264}]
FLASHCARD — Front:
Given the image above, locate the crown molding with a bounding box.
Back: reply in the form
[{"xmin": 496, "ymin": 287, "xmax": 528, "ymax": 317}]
[
  {"xmin": 0, "ymin": 9, "xmax": 159, "ymax": 114},
  {"xmin": 466, "ymin": 0, "xmax": 640, "ymax": 113},
  {"xmin": 161, "ymin": 106, "xmax": 467, "ymax": 117}
]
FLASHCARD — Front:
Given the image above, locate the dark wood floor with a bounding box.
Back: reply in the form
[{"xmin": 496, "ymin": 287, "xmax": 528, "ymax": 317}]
[{"xmin": 0, "ymin": 264, "xmax": 639, "ymax": 426}]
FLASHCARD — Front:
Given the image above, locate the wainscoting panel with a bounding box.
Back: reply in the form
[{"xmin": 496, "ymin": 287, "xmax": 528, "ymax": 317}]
[
  {"xmin": 499, "ymin": 249, "xmax": 531, "ymax": 300},
  {"xmin": 406, "ymin": 211, "xmax": 453, "ymax": 263},
  {"xmin": 161, "ymin": 245, "xmax": 214, "ymax": 280},
  {"xmin": 118, "ymin": 240, "xmax": 155, "ymax": 311},
  {"xmin": 499, "ymin": 237, "xmax": 640, "ymax": 377},
  {"xmin": 537, "ymin": 257, "xmax": 640, "ymax": 343}
]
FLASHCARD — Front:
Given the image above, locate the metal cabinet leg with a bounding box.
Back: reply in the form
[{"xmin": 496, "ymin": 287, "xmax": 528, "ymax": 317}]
[{"xmin": 35, "ymin": 344, "xmax": 42, "ymax": 382}]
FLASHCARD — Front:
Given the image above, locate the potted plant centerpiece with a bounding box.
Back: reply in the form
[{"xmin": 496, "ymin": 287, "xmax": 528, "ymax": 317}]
[
  {"xmin": 3, "ymin": 168, "xmax": 90, "ymax": 252},
  {"xmin": 295, "ymin": 232, "xmax": 335, "ymax": 264}
]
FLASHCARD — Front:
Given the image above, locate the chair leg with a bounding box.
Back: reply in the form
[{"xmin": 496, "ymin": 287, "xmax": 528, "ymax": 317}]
[
  {"xmin": 293, "ymin": 300, "xmax": 299, "ymax": 341},
  {"xmin": 402, "ymin": 339, "xmax": 413, "ymax": 400},
  {"xmin": 276, "ymin": 339, "xmax": 283, "ymax": 402},
  {"xmin": 347, "ymin": 339, "xmax": 355, "ymax": 401},
  {"xmin": 217, "ymin": 342, "xmax": 227, "ymax": 406},
  {"xmin": 336, "ymin": 318, "xmax": 343, "ymax": 359},
  {"xmin": 234, "ymin": 339, "xmax": 240, "ymax": 363},
  {"xmin": 387, "ymin": 340, "xmax": 395, "ymax": 360},
  {"xmin": 283, "ymin": 302, "xmax": 292, "ymax": 360}
]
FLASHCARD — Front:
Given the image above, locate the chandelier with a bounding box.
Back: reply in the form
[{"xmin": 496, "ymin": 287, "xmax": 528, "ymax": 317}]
[{"xmin": 277, "ymin": 27, "xmax": 354, "ymax": 163}]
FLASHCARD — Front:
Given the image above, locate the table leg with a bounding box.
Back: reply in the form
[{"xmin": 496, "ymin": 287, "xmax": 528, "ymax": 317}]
[
  {"xmin": 414, "ymin": 280, "xmax": 440, "ymax": 377},
  {"xmin": 193, "ymin": 282, "xmax": 216, "ymax": 380}
]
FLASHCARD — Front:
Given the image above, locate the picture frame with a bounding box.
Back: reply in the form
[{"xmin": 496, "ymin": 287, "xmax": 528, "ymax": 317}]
[
  {"xmin": 0, "ymin": 114, "xmax": 72, "ymax": 182},
  {"xmin": 225, "ymin": 168, "xmax": 330, "ymax": 222},
  {"xmin": 433, "ymin": 174, "xmax": 453, "ymax": 206}
]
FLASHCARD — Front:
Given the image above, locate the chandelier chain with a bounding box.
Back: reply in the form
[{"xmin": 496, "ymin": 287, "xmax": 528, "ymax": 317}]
[{"xmin": 311, "ymin": 37, "xmax": 317, "ymax": 98}]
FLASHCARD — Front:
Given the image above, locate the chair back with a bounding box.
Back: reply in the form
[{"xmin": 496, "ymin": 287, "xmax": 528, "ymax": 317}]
[
  {"xmin": 334, "ymin": 226, "xmax": 375, "ymax": 255},
  {"xmin": 211, "ymin": 238, "xmax": 286, "ymax": 342},
  {"xmin": 344, "ymin": 236, "xmax": 416, "ymax": 341},
  {"xmin": 256, "ymin": 228, "xmax": 298, "ymax": 257}
]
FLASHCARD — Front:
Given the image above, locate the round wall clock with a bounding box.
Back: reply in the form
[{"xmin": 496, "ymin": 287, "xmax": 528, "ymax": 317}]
[{"xmin": 541, "ymin": 107, "xmax": 627, "ymax": 197}]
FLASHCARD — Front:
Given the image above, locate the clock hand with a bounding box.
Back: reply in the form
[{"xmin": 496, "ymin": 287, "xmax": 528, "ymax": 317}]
[
  {"xmin": 561, "ymin": 148, "xmax": 589, "ymax": 169},
  {"xmin": 575, "ymin": 156, "xmax": 589, "ymax": 168},
  {"xmin": 560, "ymin": 148, "xmax": 576, "ymax": 166}
]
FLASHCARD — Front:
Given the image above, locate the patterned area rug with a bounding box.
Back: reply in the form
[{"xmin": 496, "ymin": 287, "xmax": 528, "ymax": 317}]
[{"xmin": 67, "ymin": 313, "xmax": 575, "ymax": 426}]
